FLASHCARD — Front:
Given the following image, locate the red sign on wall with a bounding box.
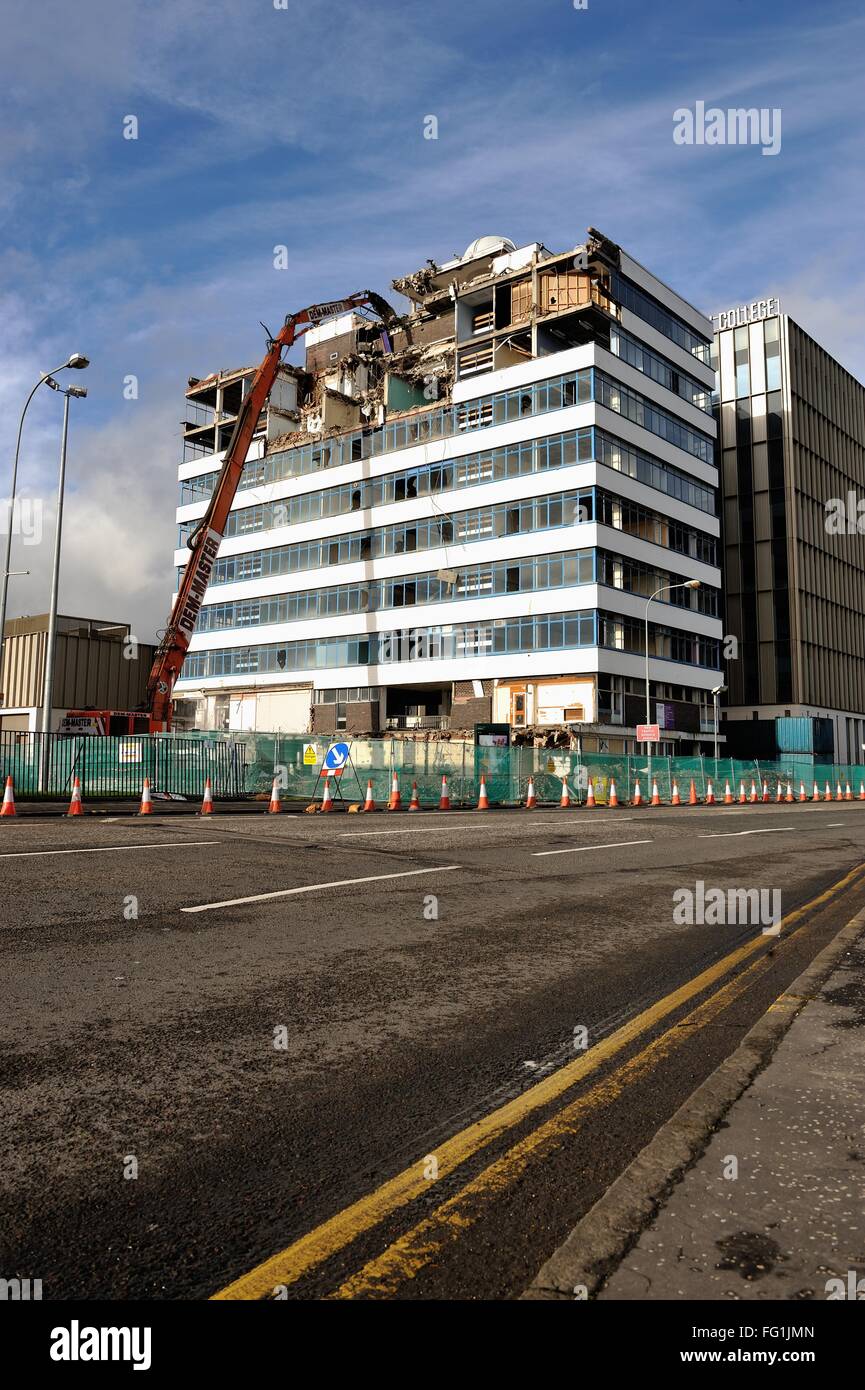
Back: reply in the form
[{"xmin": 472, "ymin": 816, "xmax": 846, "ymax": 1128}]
[{"xmin": 636, "ymin": 723, "xmax": 660, "ymax": 743}]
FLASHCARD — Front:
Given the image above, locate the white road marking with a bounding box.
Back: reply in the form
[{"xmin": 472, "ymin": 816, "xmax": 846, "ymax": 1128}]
[
  {"xmin": 338, "ymin": 825, "xmax": 502, "ymax": 838},
  {"xmin": 181, "ymin": 864, "xmax": 463, "ymax": 914},
  {"xmin": 698, "ymin": 827, "xmax": 795, "ymax": 839},
  {"xmin": 0, "ymin": 840, "xmax": 219, "ymax": 859},
  {"xmin": 340, "ymin": 811, "xmax": 636, "ymax": 834},
  {"xmin": 533, "ymin": 839, "xmax": 652, "ymax": 858}
]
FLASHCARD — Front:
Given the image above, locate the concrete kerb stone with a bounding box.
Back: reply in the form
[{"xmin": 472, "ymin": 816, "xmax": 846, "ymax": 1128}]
[{"xmin": 521, "ymin": 903, "xmax": 865, "ymax": 1301}]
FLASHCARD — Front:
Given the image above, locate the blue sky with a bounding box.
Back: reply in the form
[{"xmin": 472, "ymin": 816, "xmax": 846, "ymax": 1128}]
[{"xmin": 2, "ymin": 0, "xmax": 864, "ymax": 638}]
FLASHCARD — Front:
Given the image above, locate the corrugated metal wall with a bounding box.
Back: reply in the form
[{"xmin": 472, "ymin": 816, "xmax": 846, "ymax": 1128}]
[{"xmin": 1, "ymin": 630, "xmax": 156, "ymax": 711}]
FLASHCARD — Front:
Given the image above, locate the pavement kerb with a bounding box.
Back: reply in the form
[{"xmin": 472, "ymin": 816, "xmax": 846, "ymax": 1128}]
[{"xmin": 521, "ymin": 900, "xmax": 865, "ymax": 1301}]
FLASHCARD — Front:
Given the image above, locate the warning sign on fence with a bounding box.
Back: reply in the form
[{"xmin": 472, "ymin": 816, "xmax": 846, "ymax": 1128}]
[{"xmin": 303, "ymin": 744, "xmax": 318, "ymax": 766}]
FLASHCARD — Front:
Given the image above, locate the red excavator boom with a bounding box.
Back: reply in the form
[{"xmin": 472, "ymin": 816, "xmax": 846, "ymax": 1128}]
[{"xmin": 146, "ymin": 291, "xmax": 397, "ymax": 730}]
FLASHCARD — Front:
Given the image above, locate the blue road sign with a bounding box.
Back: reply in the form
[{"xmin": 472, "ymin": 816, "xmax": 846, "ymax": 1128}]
[{"xmin": 324, "ymin": 742, "xmax": 350, "ymax": 773}]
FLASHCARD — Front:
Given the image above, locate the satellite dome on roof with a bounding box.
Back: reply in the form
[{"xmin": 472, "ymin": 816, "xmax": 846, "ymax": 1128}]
[{"xmin": 462, "ymin": 235, "xmax": 516, "ymax": 261}]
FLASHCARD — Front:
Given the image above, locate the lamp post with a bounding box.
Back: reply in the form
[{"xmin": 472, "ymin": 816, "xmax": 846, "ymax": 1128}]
[
  {"xmin": 643, "ymin": 580, "xmax": 702, "ymax": 779},
  {"xmin": 39, "ymin": 382, "xmax": 88, "ymax": 792},
  {"xmin": 1, "ymin": 355, "xmax": 89, "ymax": 693}
]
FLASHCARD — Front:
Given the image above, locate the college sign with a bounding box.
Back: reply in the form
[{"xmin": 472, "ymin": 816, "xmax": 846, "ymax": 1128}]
[{"xmin": 713, "ymin": 297, "xmax": 780, "ymax": 331}]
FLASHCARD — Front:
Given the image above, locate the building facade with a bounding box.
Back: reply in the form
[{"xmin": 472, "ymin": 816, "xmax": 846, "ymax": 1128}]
[
  {"xmin": 173, "ymin": 230, "xmax": 723, "ymax": 750},
  {"xmin": 0, "ymin": 616, "xmax": 155, "ymax": 733},
  {"xmin": 713, "ymin": 302, "xmax": 865, "ymax": 762}
]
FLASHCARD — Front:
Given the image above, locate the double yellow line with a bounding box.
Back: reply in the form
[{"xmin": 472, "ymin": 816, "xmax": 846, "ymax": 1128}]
[{"xmin": 212, "ymin": 862, "xmax": 865, "ymax": 1300}]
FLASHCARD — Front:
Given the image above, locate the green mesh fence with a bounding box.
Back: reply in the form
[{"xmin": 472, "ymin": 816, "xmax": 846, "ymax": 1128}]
[{"xmin": 5, "ymin": 728, "xmax": 865, "ymax": 804}]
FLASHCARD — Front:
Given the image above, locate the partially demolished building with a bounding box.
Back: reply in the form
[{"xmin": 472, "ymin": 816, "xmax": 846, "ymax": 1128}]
[{"xmin": 173, "ymin": 230, "xmax": 723, "ymax": 750}]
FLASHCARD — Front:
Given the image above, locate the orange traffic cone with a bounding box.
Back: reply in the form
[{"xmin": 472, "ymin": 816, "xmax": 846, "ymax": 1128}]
[
  {"xmin": 762, "ymin": 780, "xmax": 770, "ymax": 803},
  {"xmin": 632, "ymin": 778, "xmax": 643, "ymax": 807},
  {"xmin": 408, "ymin": 781, "xmax": 421, "ymax": 811},
  {"xmin": 785, "ymin": 781, "xmax": 794, "ymax": 803},
  {"xmin": 608, "ymin": 778, "xmax": 619, "ymax": 808},
  {"xmin": 705, "ymin": 778, "xmax": 716, "ymax": 805},
  {"xmin": 67, "ymin": 775, "xmax": 84, "ymax": 817},
  {"xmin": 724, "ymin": 780, "xmax": 734, "ymax": 805},
  {"xmin": 859, "ymin": 782, "xmax": 865, "ymax": 801},
  {"xmin": 824, "ymin": 782, "xmax": 832, "ymax": 802},
  {"xmin": 0, "ymin": 775, "xmax": 16, "ymax": 816},
  {"xmin": 650, "ymin": 779, "xmax": 661, "ymax": 806},
  {"xmin": 812, "ymin": 781, "xmax": 820, "ymax": 801},
  {"xmin": 387, "ymin": 772, "xmax": 402, "ymax": 811},
  {"xmin": 138, "ymin": 777, "xmax": 153, "ymax": 815},
  {"xmin": 363, "ymin": 780, "xmax": 376, "ymax": 812},
  {"xmin": 524, "ymin": 776, "xmax": 537, "ymax": 809},
  {"xmin": 267, "ymin": 777, "xmax": 282, "ymax": 813},
  {"xmin": 439, "ymin": 775, "xmax": 450, "ymax": 811},
  {"xmin": 688, "ymin": 779, "xmax": 697, "ymax": 805},
  {"xmin": 798, "ymin": 781, "xmax": 807, "ymax": 802},
  {"xmin": 738, "ymin": 781, "xmax": 747, "ymax": 805},
  {"xmin": 836, "ymin": 782, "xmax": 844, "ymax": 801},
  {"xmin": 321, "ymin": 774, "xmax": 333, "ymax": 812},
  {"xmin": 671, "ymin": 779, "xmax": 681, "ymax": 806},
  {"xmin": 586, "ymin": 778, "xmax": 596, "ymax": 808},
  {"xmin": 560, "ymin": 777, "xmax": 570, "ymax": 808},
  {"xmin": 776, "ymin": 782, "xmax": 783, "ymax": 803},
  {"xmin": 477, "ymin": 775, "xmax": 490, "ymax": 810},
  {"xmin": 749, "ymin": 780, "xmax": 758, "ymax": 803},
  {"xmin": 199, "ymin": 777, "xmax": 214, "ymax": 815},
  {"xmin": 845, "ymin": 782, "xmax": 853, "ymax": 801}
]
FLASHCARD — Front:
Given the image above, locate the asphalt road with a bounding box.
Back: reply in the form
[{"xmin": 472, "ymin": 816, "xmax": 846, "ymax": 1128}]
[{"xmin": 2, "ymin": 799, "xmax": 865, "ymax": 1300}]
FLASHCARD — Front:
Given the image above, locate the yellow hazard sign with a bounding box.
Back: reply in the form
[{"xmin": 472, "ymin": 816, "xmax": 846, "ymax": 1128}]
[{"xmin": 303, "ymin": 744, "xmax": 318, "ymax": 766}]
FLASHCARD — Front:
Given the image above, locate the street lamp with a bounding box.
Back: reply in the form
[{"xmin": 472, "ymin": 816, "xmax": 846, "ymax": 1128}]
[
  {"xmin": 643, "ymin": 580, "xmax": 701, "ymax": 774},
  {"xmin": 1, "ymin": 355, "xmax": 90, "ymax": 691},
  {"xmin": 39, "ymin": 382, "xmax": 88, "ymax": 791},
  {"xmin": 712, "ymin": 682, "xmax": 727, "ymax": 763}
]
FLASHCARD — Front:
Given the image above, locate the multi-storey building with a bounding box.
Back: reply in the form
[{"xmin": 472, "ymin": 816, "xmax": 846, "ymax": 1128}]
[
  {"xmin": 173, "ymin": 229, "xmax": 723, "ymax": 751},
  {"xmin": 713, "ymin": 300, "xmax": 865, "ymax": 763}
]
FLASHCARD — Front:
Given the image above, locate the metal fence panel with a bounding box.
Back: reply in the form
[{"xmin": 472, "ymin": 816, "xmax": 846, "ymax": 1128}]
[{"xmin": 5, "ymin": 729, "xmax": 865, "ymax": 804}]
